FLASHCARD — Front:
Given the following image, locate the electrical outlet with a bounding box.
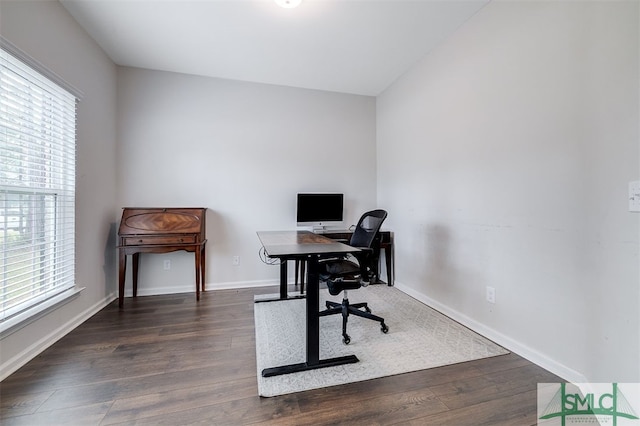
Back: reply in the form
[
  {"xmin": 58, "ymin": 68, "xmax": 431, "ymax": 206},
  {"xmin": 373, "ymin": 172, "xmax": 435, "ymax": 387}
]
[
  {"xmin": 486, "ymin": 286, "xmax": 495, "ymax": 304},
  {"xmin": 232, "ymin": 256, "xmax": 240, "ymax": 266},
  {"xmin": 163, "ymin": 259, "xmax": 171, "ymax": 270}
]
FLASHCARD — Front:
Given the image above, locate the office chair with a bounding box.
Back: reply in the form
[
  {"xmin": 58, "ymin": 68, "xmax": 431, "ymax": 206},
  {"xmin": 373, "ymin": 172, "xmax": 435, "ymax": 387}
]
[{"xmin": 318, "ymin": 209, "xmax": 389, "ymax": 344}]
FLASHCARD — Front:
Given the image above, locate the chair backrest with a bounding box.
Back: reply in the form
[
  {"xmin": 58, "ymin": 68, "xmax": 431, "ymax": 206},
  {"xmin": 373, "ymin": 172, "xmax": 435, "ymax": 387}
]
[{"xmin": 349, "ymin": 209, "xmax": 388, "ymax": 249}]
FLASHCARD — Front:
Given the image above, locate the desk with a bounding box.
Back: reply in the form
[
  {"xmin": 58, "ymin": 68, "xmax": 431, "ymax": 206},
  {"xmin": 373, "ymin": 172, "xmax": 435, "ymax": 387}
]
[
  {"xmin": 256, "ymin": 230, "xmax": 360, "ymax": 377},
  {"xmin": 118, "ymin": 208, "xmax": 207, "ymax": 308}
]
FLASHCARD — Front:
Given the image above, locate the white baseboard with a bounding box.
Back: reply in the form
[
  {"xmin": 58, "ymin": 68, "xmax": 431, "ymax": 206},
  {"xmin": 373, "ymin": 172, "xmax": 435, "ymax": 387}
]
[
  {"xmin": 393, "ymin": 281, "xmax": 587, "ymax": 384},
  {"xmin": 0, "ymin": 292, "xmax": 117, "ymax": 381},
  {"xmin": 122, "ymin": 285, "xmax": 198, "ymax": 297},
  {"xmin": 121, "ymin": 280, "xmax": 280, "ymax": 297},
  {"xmin": 207, "ymin": 279, "xmax": 279, "ymax": 290}
]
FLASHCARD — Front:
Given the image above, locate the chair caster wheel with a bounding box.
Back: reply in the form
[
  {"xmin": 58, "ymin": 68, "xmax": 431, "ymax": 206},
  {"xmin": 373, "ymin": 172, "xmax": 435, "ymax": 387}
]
[
  {"xmin": 343, "ymin": 335, "xmax": 351, "ymax": 345},
  {"xmin": 381, "ymin": 324, "xmax": 389, "ymax": 333}
]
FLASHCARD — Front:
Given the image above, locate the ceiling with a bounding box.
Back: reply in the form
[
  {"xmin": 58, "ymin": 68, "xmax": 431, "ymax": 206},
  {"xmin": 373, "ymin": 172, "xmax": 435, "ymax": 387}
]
[{"xmin": 60, "ymin": 0, "xmax": 488, "ymax": 96}]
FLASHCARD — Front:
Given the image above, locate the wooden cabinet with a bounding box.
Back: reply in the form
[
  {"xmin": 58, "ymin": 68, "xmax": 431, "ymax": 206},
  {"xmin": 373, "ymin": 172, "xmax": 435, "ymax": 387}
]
[{"xmin": 117, "ymin": 207, "xmax": 207, "ymax": 308}]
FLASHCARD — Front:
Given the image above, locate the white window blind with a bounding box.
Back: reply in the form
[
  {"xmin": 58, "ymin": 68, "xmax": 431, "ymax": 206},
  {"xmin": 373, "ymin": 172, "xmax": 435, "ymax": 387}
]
[{"xmin": 0, "ymin": 47, "xmax": 76, "ymax": 323}]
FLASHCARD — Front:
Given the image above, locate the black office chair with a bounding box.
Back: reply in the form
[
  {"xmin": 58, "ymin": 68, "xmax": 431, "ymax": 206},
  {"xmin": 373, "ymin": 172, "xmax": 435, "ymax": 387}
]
[{"xmin": 318, "ymin": 209, "xmax": 389, "ymax": 344}]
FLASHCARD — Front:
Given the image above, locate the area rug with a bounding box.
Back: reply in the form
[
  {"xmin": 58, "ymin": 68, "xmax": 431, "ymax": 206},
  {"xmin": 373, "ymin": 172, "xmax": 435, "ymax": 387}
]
[{"xmin": 254, "ymin": 285, "xmax": 508, "ymax": 397}]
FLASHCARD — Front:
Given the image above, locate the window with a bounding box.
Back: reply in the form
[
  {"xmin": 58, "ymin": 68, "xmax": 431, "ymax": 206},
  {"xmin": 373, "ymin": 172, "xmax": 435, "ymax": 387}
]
[{"xmin": 0, "ymin": 46, "xmax": 77, "ymax": 326}]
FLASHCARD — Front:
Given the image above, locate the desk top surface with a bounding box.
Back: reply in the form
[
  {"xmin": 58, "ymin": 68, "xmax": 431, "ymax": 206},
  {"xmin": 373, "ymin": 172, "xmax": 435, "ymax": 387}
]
[{"xmin": 257, "ymin": 230, "xmax": 358, "ymax": 258}]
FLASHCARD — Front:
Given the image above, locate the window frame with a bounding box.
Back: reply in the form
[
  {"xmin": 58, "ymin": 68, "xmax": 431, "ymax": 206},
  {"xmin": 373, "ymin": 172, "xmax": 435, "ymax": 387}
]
[{"xmin": 0, "ymin": 37, "xmax": 84, "ymax": 336}]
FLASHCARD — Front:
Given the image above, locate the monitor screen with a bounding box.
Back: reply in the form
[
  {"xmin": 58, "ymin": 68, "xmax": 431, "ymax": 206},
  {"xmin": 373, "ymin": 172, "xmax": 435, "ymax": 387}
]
[{"xmin": 296, "ymin": 193, "xmax": 344, "ymax": 227}]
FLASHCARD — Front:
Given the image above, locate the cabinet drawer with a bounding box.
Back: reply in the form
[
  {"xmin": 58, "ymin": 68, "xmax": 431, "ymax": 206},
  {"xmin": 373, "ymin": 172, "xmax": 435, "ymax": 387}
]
[{"xmin": 123, "ymin": 235, "xmax": 196, "ymax": 246}]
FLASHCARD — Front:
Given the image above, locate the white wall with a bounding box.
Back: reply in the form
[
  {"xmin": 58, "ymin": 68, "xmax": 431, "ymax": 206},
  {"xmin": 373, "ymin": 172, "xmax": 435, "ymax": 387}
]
[
  {"xmin": 116, "ymin": 67, "xmax": 377, "ymax": 294},
  {"xmin": 0, "ymin": 1, "xmax": 118, "ymax": 378},
  {"xmin": 377, "ymin": 0, "xmax": 639, "ymax": 383}
]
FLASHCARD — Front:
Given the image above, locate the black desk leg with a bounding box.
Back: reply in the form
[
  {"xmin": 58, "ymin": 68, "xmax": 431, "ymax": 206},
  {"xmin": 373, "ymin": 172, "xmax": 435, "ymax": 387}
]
[
  {"xmin": 280, "ymin": 260, "xmax": 288, "ymax": 300},
  {"xmin": 261, "ymin": 255, "xmax": 359, "ymax": 377},
  {"xmin": 385, "ymin": 245, "xmax": 393, "ymax": 286},
  {"xmin": 306, "ymin": 256, "xmax": 320, "ymax": 364}
]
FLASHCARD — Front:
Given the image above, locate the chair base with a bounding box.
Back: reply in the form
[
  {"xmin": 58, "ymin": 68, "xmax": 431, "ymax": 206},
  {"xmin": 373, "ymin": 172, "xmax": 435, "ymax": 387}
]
[{"xmin": 318, "ymin": 298, "xmax": 388, "ymax": 344}]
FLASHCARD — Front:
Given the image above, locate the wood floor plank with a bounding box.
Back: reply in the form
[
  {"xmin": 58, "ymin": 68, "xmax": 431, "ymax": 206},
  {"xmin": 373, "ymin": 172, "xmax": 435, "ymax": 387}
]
[
  {"xmin": 128, "ymin": 394, "xmax": 301, "ymax": 426},
  {"xmin": 100, "ymin": 377, "xmax": 258, "ymax": 425},
  {"xmin": 268, "ymin": 387, "xmax": 450, "ymax": 426},
  {"xmin": 34, "ymin": 356, "xmax": 257, "ymax": 412},
  {"xmin": 430, "ymin": 363, "xmax": 559, "ymax": 410},
  {"xmin": 0, "ymin": 390, "xmax": 54, "ymax": 419},
  {"xmin": 1, "ymin": 402, "xmax": 114, "ymax": 426},
  {"xmin": 399, "ymin": 388, "xmax": 541, "ymax": 426},
  {"xmin": 0, "ymin": 286, "xmax": 563, "ymax": 425}
]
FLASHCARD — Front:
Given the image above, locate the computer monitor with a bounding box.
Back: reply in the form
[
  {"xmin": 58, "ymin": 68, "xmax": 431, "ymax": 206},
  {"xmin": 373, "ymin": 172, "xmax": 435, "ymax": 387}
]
[{"xmin": 296, "ymin": 193, "xmax": 344, "ymax": 230}]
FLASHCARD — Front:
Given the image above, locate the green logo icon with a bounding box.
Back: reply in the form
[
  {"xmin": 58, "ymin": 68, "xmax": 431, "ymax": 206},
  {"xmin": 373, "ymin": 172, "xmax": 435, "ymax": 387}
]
[{"xmin": 539, "ymin": 383, "xmax": 639, "ymax": 426}]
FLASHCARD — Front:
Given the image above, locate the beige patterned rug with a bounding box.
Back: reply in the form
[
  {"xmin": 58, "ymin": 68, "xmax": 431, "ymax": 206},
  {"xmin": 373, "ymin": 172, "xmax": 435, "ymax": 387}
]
[{"xmin": 254, "ymin": 285, "xmax": 508, "ymax": 397}]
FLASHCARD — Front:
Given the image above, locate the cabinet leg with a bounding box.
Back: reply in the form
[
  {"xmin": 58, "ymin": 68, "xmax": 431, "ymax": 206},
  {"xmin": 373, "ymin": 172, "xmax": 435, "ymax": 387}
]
[
  {"xmin": 201, "ymin": 245, "xmax": 206, "ymax": 292},
  {"xmin": 118, "ymin": 251, "xmax": 126, "ymax": 308},
  {"xmin": 195, "ymin": 247, "xmax": 201, "ymax": 301},
  {"xmin": 132, "ymin": 253, "xmax": 140, "ymax": 297}
]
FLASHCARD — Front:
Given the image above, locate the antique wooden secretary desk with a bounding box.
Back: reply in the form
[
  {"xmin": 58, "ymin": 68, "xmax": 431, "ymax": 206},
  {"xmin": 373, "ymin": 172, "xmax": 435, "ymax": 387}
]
[{"xmin": 117, "ymin": 207, "xmax": 207, "ymax": 308}]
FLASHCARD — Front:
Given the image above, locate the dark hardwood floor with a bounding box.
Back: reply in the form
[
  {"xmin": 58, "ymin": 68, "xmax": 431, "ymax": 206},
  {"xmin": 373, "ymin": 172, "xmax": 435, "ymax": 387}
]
[{"xmin": 0, "ymin": 286, "xmax": 562, "ymax": 425}]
